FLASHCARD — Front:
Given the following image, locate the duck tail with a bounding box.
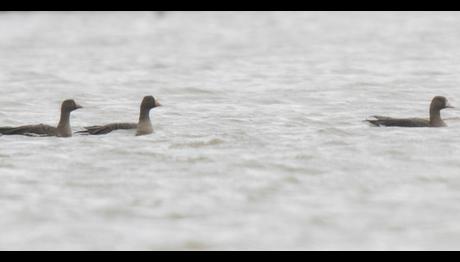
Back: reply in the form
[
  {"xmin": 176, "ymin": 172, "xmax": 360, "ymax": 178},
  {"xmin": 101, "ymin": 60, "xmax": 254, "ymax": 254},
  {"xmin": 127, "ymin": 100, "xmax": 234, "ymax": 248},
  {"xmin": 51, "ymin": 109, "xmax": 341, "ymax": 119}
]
[{"xmin": 0, "ymin": 127, "xmax": 16, "ymax": 135}]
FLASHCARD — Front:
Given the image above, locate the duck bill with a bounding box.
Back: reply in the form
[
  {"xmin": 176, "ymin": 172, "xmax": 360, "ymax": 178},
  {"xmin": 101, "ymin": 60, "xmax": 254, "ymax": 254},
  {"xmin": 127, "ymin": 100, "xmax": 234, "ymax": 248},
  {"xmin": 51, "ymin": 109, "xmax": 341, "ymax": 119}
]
[
  {"xmin": 446, "ymin": 102, "xmax": 455, "ymax": 109},
  {"xmin": 75, "ymin": 104, "xmax": 83, "ymax": 110}
]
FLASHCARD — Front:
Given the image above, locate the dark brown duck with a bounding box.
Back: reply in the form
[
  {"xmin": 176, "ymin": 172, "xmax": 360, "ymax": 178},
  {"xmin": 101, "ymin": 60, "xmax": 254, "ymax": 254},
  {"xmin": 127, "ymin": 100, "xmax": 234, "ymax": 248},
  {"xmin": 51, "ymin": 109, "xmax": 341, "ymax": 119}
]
[
  {"xmin": 0, "ymin": 99, "xmax": 82, "ymax": 137},
  {"xmin": 366, "ymin": 96, "xmax": 454, "ymax": 127},
  {"xmin": 77, "ymin": 96, "xmax": 161, "ymax": 136}
]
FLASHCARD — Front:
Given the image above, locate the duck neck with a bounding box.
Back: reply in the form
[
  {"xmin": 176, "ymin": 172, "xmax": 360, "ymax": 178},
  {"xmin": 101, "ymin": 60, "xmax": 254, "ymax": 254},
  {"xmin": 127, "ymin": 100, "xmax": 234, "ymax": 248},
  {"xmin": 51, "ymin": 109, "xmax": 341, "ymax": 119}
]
[
  {"xmin": 430, "ymin": 107, "xmax": 444, "ymax": 126},
  {"xmin": 139, "ymin": 107, "xmax": 152, "ymax": 124},
  {"xmin": 57, "ymin": 109, "xmax": 72, "ymax": 136},
  {"xmin": 136, "ymin": 107, "xmax": 153, "ymax": 136}
]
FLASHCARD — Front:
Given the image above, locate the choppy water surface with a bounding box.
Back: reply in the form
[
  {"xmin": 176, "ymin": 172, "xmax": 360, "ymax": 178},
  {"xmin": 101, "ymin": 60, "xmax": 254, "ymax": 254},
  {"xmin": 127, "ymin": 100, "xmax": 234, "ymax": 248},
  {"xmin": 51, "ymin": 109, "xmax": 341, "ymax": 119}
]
[{"xmin": 1, "ymin": 11, "xmax": 460, "ymax": 250}]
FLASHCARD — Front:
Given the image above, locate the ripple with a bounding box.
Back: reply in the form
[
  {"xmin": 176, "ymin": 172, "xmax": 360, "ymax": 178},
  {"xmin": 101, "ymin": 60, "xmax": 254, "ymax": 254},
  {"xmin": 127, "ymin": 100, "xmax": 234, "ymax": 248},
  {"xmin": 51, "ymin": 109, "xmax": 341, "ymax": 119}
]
[
  {"xmin": 2, "ymin": 11, "xmax": 460, "ymax": 251},
  {"xmin": 169, "ymin": 138, "xmax": 225, "ymax": 149}
]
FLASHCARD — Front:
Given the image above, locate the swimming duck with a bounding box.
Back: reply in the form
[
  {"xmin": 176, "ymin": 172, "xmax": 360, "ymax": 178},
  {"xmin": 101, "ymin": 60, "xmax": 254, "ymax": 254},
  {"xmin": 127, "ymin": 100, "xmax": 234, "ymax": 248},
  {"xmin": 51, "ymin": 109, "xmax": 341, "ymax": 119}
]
[
  {"xmin": 0, "ymin": 99, "xmax": 82, "ymax": 137},
  {"xmin": 77, "ymin": 96, "xmax": 161, "ymax": 136},
  {"xmin": 366, "ymin": 96, "xmax": 454, "ymax": 127}
]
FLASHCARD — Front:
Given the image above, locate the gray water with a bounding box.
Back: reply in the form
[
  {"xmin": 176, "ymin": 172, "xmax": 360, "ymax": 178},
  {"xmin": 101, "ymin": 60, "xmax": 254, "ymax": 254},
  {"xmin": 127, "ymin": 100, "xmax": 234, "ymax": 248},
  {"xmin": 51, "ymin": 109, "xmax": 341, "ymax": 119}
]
[{"xmin": 1, "ymin": 11, "xmax": 460, "ymax": 250}]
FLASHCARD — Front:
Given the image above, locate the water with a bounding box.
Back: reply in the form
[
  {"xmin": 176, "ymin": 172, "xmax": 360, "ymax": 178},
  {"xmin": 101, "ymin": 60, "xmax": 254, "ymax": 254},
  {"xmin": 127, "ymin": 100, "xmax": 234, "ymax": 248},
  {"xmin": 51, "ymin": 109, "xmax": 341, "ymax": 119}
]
[{"xmin": 1, "ymin": 11, "xmax": 460, "ymax": 250}]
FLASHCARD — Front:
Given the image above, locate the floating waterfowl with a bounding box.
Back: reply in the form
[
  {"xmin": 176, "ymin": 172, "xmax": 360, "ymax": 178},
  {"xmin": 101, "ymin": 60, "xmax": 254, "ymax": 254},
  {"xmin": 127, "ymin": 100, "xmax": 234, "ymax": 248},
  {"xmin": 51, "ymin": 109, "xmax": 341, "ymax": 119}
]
[
  {"xmin": 0, "ymin": 99, "xmax": 82, "ymax": 137},
  {"xmin": 77, "ymin": 96, "xmax": 161, "ymax": 136},
  {"xmin": 366, "ymin": 96, "xmax": 454, "ymax": 127}
]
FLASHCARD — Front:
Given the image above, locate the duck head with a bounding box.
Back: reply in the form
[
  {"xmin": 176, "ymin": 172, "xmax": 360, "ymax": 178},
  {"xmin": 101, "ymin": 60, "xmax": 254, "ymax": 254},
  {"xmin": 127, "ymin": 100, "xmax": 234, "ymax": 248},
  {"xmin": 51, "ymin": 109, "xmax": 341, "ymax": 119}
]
[
  {"xmin": 61, "ymin": 99, "xmax": 83, "ymax": 112},
  {"xmin": 141, "ymin": 96, "xmax": 161, "ymax": 110},
  {"xmin": 431, "ymin": 96, "xmax": 454, "ymax": 111}
]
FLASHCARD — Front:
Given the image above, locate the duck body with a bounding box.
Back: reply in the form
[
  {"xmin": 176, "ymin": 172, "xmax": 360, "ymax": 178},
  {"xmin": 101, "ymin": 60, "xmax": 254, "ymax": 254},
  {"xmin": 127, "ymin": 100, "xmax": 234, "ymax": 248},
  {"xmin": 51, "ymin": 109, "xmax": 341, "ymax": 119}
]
[
  {"xmin": 366, "ymin": 96, "xmax": 453, "ymax": 128},
  {"xmin": 367, "ymin": 116, "xmax": 436, "ymax": 127},
  {"xmin": 78, "ymin": 123, "xmax": 138, "ymax": 135},
  {"xmin": 0, "ymin": 124, "xmax": 59, "ymax": 137}
]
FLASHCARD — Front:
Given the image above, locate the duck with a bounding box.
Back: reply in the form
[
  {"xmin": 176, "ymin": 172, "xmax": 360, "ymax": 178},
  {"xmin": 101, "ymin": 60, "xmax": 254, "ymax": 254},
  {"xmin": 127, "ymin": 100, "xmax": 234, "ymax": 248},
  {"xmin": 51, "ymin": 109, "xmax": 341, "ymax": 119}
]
[
  {"xmin": 77, "ymin": 96, "xmax": 161, "ymax": 136},
  {"xmin": 0, "ymin": 99, "xmax": 82, "ymax": 137},
  {"xmin": 366, "ymin": 96, "xmax": 454, "ymax": 127}
]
